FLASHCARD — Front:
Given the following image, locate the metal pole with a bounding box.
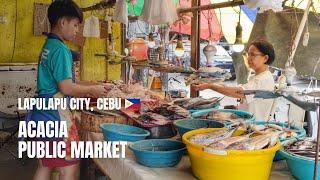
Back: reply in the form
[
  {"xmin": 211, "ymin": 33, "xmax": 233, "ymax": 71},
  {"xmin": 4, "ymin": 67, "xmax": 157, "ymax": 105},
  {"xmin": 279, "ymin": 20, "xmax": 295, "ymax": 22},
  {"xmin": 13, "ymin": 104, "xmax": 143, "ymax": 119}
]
[{"xmin": 314, "ymin": 105, "xmax": 320, "ymax": 180}]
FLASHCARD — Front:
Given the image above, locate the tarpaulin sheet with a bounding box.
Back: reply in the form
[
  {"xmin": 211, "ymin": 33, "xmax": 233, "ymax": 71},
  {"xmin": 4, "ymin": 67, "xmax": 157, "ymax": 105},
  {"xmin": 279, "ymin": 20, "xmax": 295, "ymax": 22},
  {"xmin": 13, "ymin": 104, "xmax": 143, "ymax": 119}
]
[
  {"xmin": 248, "ymin": 7, "xmax": 320, "ymax": 79},
  {"xmin": 170, "ymin": 0, "xmax": 223, "ymax": 41}
]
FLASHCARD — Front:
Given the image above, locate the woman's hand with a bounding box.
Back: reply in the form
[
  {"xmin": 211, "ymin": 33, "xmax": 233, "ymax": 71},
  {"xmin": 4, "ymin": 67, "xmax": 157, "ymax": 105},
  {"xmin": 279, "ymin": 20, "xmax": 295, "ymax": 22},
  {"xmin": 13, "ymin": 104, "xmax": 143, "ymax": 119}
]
[{"xmin": 191, "ymin": 82, "xmax": 210, "ymax": 91}]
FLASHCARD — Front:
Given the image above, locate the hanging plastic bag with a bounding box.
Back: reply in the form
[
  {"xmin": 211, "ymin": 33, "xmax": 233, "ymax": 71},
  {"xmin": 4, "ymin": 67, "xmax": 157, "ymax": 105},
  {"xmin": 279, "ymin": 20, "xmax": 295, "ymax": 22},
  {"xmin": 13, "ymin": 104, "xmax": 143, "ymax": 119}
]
[
  {"xmin": 113, "ymin": 0, "xmax": 128, "ymax": 25},
  {"xmin": 139, "ymin": 0, "xmax": 179, "ymax": 25},
  {"xmin": 83, "ymin": 15, "xmax": 100, "ymax": 38},
  {"xmin": 244, "ymin": 0, "xmax": 284, "ymax": 13}
]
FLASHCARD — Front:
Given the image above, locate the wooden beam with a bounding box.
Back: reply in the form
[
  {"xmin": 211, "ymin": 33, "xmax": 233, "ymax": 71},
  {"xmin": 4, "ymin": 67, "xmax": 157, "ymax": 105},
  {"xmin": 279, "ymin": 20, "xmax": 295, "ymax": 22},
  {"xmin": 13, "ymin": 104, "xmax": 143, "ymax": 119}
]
[
  {"xmin": 190, "ymin": 0, "xmax": 201, "ymax": 98},
  {"xmin": 178, "ymin": 0, "xmax": 244, "ymax": 14},
  {"xmin": 81, "ymin": 0, "xmax": 116, "ymax": 12}
]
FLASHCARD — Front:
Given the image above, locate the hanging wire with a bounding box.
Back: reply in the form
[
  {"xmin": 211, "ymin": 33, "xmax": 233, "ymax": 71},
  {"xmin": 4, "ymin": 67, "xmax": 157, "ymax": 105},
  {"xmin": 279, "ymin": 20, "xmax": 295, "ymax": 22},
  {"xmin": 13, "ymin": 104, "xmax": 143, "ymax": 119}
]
[{"xmin": 239, "ymin": 6, "xmax": 242, "ymax": 22}]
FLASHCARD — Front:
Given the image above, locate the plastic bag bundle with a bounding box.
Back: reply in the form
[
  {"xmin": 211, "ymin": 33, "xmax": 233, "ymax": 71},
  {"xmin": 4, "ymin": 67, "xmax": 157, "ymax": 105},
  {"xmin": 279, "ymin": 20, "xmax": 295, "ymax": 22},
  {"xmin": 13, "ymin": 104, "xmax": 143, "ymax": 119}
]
[
  {"xmin": 244, "ymin": 0, "xmax": 284, "ymax": 13},
  {"xmin": 83, "ymin": 15, "xmax": 100, "ymax": 38},
  {"xmin": 139, "ymin": 0, "xmax": 179, "ymax": 25},
  {"xmin": 113, "ymin": 0, "xmax": 128, "ymax": 25}
]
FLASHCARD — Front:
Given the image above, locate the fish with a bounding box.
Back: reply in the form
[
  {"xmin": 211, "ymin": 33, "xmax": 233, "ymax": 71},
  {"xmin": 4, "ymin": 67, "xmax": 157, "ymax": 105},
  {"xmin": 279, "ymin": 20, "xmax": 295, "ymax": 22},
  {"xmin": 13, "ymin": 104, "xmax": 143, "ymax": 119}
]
[
  {"xmin": 209, "ymin": 111, "xmax": 240, "ymax": 121},
  {"xmin": 189, "ymin": 128, "xmax": 236, "ymax": 146},
  {"xmin": 284, "ymin": 139, "xmax": 319, "ymax": 158},
  {"xmin": 249, "ymin": 124, "xmax": 266, "ymax": 132},
  {"xmin": 166, "ymin": 105, "xmax": 191, "ymax": 118},
  {"xmin": 138, "ymin": 112, "xmax": 170, "ymax": 125},
  {"xmin": 227, "ymin": 132, "xmax": 279, "ymax": 150},
  {"xmin": 183, "ymin": 97, "xmax": 205, "ymax": 109},
  {"xmin": 249, "ymin": 123, "xmax": 298, "ymax": 140},
  {"xmin": 173, "ymin": 97, "xmax": 221, "ymax": 110},
  {"xmin": 207, "ymin": 133, "xmax": 252, "ymax": 150},
  {"xmin": 149, "ymin": 104, "xmax": 190, "ymax": 120}
]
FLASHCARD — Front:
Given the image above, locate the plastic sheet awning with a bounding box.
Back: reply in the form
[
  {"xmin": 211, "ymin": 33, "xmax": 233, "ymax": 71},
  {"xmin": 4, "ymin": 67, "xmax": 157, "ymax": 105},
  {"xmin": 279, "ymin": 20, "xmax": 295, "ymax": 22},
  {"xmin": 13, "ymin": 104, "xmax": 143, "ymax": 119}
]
[{"xmin": 127, "ymin": 0, "xmax": 257, "ymax": 43}]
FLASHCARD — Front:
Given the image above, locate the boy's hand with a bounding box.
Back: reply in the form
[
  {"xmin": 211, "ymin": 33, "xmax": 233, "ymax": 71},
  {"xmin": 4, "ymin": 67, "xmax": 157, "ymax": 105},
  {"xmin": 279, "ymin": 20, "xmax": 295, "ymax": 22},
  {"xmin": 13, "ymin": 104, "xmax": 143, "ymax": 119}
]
[
  {"xmin": 102, "ymin": 83, "xmax": 114, "ymax": 91},
  {"xmin": 90, "ymin": 85, "xmax": 109, "ymax": 98}
]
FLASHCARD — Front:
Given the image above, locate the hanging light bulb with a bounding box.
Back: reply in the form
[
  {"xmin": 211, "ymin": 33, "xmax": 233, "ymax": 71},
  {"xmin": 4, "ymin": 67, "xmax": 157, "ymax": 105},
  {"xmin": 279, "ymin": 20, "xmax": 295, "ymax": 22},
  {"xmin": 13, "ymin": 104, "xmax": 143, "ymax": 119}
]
[
  {"xmin": 174, "ymin": 34, "xmax": 185, "ymax": 57},
  {"xmin": 203, "ymin": 41, "xmax": 217, "ymax": 67},
  {"xmin": 147, "ymin": 33, "xmax": 156, "ymax": 48},
  {"xmin": 131, "ymin": 0, "xmax": 137, "ymax": 5},
  {"xmin": 232, "ymin": 9, "xmax": 244, "ymax": 53}
]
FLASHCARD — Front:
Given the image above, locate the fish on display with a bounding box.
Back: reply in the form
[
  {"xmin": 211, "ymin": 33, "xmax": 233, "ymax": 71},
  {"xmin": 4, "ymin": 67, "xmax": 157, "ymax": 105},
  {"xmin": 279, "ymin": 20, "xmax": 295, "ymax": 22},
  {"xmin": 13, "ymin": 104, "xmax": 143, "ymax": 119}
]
[
  {"xmin": 149, "ymin": 104, "xmax": 190, "ymax": 120},
  {"xmin": 166, "ymin": 105, "xmax": 191, "ymax": 118},
  {"xmin": 206, "ymin": 133, "xmax": 252, "ymax": 150},
  {"xmin": 249, "ymin": 124, "xmax": 298, "ymax": 140},
  {"xmin": 208, "ymin": 111, "xmax": 240, "ymax": 120},
  {"xmin": 190, "ymin": 129, "xmax": 280, "ymax": 153},
  {"xmin": 284, "ymin": 138, "xmax": 318, "ymax": 158},
  {"xmin": 138, "ymin": 112, "xmax": 170, "ymax": 125},
  {"xmin": 189, "ymin": 128, "xmax": 236, "ymax": 146},
  {"xmin": 227, "ymin": 132, "xmax": 279, "ymax": 150},
  {"xmin": 173, "ymin": 97, "xmax": 221, "ymax": 110}
]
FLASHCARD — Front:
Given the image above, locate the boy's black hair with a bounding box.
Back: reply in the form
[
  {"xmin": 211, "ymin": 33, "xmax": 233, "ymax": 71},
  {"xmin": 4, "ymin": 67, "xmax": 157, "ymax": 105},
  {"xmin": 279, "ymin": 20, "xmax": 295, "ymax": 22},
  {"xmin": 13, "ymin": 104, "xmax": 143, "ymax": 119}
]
[
  {"xmin": 48, "ymin": 0, "xmax": 83, "ymax": 27},
  {"xmin": 249, "ymin": 39, "xmax": 275, "ymax": 65}
]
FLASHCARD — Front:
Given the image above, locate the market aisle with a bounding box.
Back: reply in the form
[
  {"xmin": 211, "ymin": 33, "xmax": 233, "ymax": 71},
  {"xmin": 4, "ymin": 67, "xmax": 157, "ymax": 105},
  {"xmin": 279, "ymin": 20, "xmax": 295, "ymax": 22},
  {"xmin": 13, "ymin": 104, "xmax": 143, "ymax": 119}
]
[{"xmin": 0, "ymin": 137, "xmax": 37, "ymax": 180}]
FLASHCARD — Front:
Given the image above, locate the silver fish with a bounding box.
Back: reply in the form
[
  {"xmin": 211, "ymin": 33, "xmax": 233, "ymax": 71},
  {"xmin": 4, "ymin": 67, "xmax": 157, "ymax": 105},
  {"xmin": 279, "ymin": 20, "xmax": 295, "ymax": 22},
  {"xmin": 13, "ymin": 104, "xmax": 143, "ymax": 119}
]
[
  {"xmin": 167, "ymin": 105, "xmax": 191, "ymax": 118},
  {"xmin": 227, "ymin": 132, "xmax": 279, "ymax": 150},
  {"xmin": 190, "ymin": 128, "xmax": 236, "ymax": 146},
  {"xmin": 207, "ymin": 133, "xmax": 252, "ymax": 150}
]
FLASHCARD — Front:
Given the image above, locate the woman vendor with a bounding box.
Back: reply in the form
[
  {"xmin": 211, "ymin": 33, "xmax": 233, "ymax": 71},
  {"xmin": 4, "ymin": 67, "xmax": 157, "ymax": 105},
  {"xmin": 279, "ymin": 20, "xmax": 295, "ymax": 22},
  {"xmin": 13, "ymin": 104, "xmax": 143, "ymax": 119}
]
[{"xmin": 192, "ymin": 39, "xmax": 276, "ymax": 120}]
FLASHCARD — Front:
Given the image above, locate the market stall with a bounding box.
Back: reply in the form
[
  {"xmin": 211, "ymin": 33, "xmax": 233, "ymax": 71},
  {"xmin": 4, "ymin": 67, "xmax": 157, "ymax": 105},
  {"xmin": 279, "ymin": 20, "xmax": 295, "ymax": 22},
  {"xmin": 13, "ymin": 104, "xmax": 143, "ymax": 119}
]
[{"xmin": 1, "ymin": 0, "xmax": 320, "ymax": 180}]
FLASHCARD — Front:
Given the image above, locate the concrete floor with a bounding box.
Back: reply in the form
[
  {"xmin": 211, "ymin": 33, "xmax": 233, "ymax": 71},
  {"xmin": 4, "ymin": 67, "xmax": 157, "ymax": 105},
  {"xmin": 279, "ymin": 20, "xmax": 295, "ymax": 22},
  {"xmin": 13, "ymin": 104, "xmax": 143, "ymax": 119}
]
[{"xmin": 0, "ymin": 136, "xmax": 37, "ymax": 180}]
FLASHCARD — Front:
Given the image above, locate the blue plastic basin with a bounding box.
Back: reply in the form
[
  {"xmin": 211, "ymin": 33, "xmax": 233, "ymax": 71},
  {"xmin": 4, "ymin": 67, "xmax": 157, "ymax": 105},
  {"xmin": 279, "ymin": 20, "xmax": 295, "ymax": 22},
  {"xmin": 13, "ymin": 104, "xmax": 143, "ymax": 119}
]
[
  {"xmin": 191, "ymin": 109, "xmax": 255, "ymax": 122},
  {"xmin": 188, "ymin": 105, "xmax": 220, "ymax": 113},
  {"xmin": 100, "ymin": 123, "xmax": 150, "ymax": 142},
  {"xmin": 279, "ymin": 149, "xmax": 319, "ymax": 180},
  {"xmin": 173, "ymin": 119, "xmax": 225, "ymax": 137},
  {"xmin": 129, "ymin": 139, "xmax": 186, "ymax": 168}
]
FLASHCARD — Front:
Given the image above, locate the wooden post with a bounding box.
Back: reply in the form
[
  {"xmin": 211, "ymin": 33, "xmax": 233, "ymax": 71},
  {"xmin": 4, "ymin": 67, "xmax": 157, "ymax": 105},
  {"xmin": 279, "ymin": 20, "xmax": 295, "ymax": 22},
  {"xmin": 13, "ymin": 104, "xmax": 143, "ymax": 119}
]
[
  {"xmin": 287, "ymin": 0, "xmax": 312, "ymax": 66},
  {"xmin": 190, "ymin": 0, "xmax": 200, "ymax": 98},
  {"xmin": 178, "ymin": 0, "xmax": 244, "ymax": 14}
]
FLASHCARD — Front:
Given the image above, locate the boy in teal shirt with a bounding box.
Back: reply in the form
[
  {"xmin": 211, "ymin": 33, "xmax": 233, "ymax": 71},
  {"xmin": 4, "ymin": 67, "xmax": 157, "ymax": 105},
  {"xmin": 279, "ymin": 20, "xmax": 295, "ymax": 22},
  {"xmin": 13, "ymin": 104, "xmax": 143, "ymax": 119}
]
[{"xmin": 32, "ymin": 1, "xmax": 110, "ymax": 180}]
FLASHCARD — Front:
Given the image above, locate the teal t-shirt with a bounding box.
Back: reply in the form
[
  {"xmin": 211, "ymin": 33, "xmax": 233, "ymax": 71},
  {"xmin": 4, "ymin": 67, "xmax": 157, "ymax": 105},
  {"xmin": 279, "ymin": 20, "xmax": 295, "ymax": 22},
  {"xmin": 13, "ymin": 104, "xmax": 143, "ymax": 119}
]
[{"xmin": 37, "ymin": 38, "xmax": 73, "ymax": 95}]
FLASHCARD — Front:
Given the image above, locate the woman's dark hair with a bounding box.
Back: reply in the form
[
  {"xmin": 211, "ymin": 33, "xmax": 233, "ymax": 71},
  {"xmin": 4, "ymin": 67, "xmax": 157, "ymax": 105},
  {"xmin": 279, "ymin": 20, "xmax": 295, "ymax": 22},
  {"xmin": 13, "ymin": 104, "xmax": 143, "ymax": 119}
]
[
  {"xmin": 249, "ymin": 39, "xmax": 275, "ymax": 65},
  {"xmin": 48, "ymin": 0, "xmax": 83, "ymax": 27}
]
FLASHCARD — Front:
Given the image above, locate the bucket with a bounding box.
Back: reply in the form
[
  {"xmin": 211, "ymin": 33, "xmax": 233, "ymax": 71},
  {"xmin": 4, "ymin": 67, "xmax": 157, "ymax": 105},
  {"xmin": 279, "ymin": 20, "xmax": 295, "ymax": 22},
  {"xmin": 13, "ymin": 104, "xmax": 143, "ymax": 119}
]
[{"xmin": 182, "ymin": 128, "xmax": 280, "ymax": 180}]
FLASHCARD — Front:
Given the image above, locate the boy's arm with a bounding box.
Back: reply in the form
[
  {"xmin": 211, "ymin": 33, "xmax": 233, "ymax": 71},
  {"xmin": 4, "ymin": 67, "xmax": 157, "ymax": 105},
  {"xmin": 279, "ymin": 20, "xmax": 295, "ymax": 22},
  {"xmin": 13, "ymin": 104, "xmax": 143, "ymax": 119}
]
[
  {"xmin": 58, "ymin": 79, "xmax": 108, "ymax": 98},
  {"xmin": 76, "ymin": 80, "xmax": 99, "ymax": 86}
]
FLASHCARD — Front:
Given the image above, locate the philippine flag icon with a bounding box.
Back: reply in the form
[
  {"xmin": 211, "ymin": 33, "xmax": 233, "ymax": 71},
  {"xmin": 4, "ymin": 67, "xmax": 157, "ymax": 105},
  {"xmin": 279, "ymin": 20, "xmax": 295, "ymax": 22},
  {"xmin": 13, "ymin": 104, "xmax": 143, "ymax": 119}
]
[{"xmin": 124, "ymin": 98, "xmax": 141, "ymax": 109}]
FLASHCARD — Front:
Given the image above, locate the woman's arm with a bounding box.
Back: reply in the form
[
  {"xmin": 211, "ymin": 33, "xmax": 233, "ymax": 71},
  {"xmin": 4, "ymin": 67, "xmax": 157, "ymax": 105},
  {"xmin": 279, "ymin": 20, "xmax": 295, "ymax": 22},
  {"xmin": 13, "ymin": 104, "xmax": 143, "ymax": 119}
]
[{"xmin": 191, "ymin": 83, "xmax": 245, "ymax": 99}]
